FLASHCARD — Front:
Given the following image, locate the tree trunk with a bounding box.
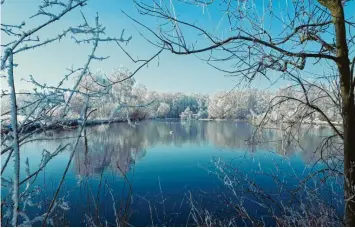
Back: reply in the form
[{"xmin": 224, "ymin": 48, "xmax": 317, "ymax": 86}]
[
  {"xmin": 343, "ymin": 93, "xmax": 355, "ymax": 226},
  {"xmin": 317, "ymin": 0, "xmax": 355, "ymax": 226},
  {"xmin": 328, "ymin": 2, "xmax": 355, "ymax": 226},
  {"xmin": 6, "ymin": 49, "xmax": 20, "ymax": 227}
]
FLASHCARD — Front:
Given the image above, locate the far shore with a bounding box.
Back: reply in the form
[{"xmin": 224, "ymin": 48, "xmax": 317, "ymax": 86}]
[{"xmin": 1, "ymin": 116, "xmax": 338, "ymax": 136}]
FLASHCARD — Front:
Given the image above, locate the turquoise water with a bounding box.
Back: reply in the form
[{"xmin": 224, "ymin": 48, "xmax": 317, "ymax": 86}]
[{"xmin": 1, "ymin": 120, "xmax": 343, "ymax": 226}]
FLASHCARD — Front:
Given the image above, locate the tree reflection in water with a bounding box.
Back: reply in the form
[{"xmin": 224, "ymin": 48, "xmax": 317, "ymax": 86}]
[{"xmin": 73, "ymin": 120, "xmax": 338, "ymax": 177}]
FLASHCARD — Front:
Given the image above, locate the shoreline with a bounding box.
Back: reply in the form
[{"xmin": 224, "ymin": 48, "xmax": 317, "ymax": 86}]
[
  {"xmin": 1, "ymin": 116, "xmax": 338, "ymax": 135},
  {"xmin": 0, "ymin": 118, "xmax": 127, "ymax": 135}
]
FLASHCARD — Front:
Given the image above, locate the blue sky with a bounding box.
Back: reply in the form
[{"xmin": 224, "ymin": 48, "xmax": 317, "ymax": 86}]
[{"xmin": 1, "ymin": 0, "xmax": 354, "ymax": 94}]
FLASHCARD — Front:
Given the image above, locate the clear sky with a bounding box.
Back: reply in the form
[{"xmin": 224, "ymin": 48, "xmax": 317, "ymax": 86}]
[{"xmin": 1, "ymin": 0, "xmax": 354, "ymax": 94}]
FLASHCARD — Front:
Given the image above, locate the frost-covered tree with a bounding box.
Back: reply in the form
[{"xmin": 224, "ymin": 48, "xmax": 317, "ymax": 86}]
[
  {"xmin": 208, "ymin": 92, "xmax": 237, "ymax": 119},
  {"xmin": 0, "ymin": 0, "xmax": 161, "ymax": 226},
  {"xmin": 127, "ymin": 84, "xmax": 151, "ymax": 120},
  {"xmin": 110, "ymin": 67, "xmax": 136, "ymax": 104},
  {"xmin": 131, "ymin": 0, "xmax": 355, "ymax": 224},
  {"xmin": 156, "ymin": 102, "xmax": 170, "ymax": 118}
]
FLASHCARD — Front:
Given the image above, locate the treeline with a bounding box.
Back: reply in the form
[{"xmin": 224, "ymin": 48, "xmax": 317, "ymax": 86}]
[{"xmin": 1, "ymin": 68, "xmax": 342, "ymax": 125}]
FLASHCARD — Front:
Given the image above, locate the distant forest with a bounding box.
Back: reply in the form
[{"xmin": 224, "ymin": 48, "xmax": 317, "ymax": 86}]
[{"xmin": 1, "ymin": 68, "xmax": 341, "ymax": 125}]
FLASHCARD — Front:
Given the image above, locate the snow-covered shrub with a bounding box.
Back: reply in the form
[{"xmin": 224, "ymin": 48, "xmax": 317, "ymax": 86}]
[
  {"xmin": 180, "ymin": 106, "xmax": 193, "ymax": 120},
  {"xmin": 196, "ymin": 109, "xmax": 208, "ymax": 119}
]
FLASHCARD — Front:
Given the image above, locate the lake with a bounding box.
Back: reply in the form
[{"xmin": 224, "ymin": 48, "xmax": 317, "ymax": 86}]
[{"xmin": 1, "ymin": 120, "xmax": 344, "ymax": 226}]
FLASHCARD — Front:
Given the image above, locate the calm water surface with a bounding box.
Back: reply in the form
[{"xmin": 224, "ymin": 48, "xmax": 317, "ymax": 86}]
[{"xmin": 1, "ymin": 120, "xmax": 343, "ymax": 226}]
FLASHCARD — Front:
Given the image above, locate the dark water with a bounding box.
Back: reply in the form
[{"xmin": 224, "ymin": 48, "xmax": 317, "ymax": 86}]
[{"xmin": 1, "ymin": 120, "xmax": 344, "ymax": 226}]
